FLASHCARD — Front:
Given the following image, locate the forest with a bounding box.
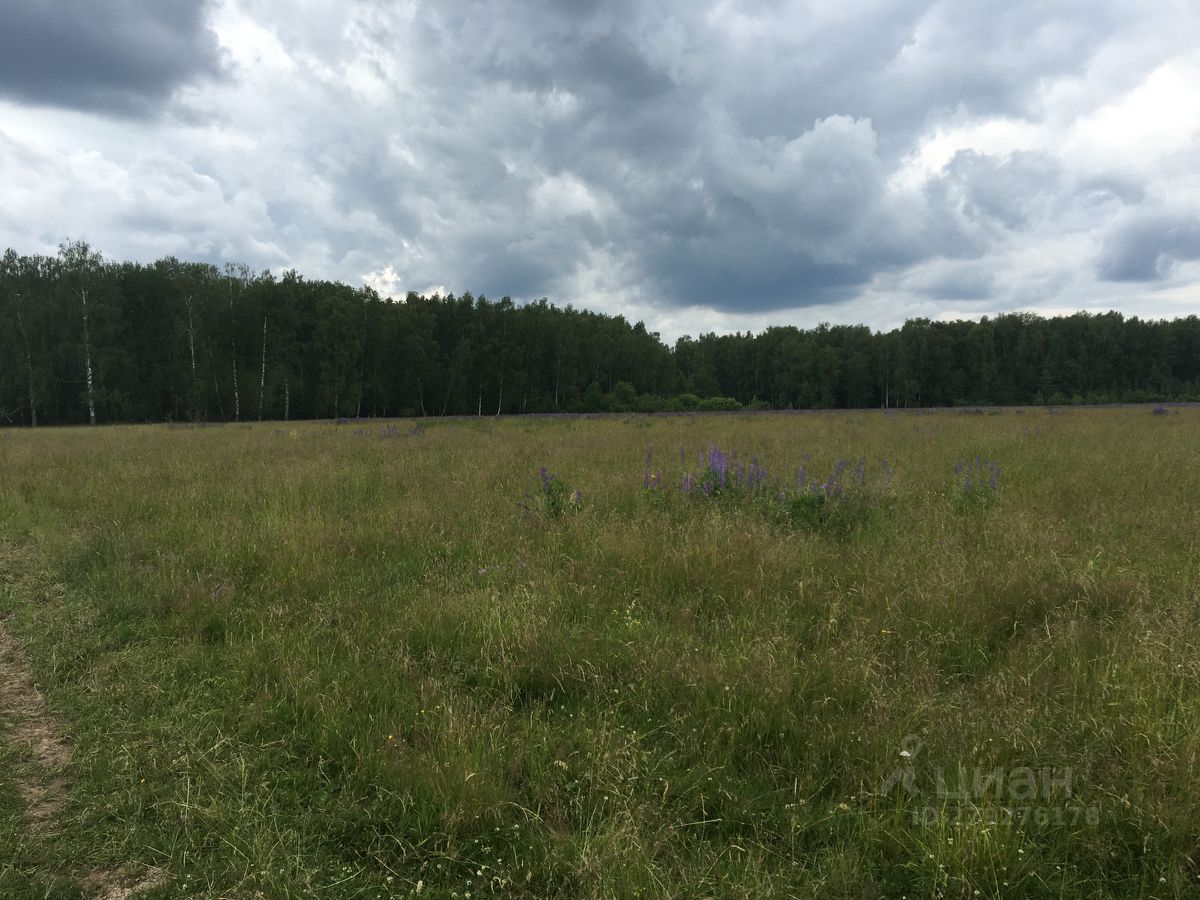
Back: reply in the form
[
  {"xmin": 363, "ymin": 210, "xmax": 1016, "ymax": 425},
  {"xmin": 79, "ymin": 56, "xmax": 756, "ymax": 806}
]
[{"xmin": 2, "ymin": 241, "xmax": 1199, "ymax": 426}]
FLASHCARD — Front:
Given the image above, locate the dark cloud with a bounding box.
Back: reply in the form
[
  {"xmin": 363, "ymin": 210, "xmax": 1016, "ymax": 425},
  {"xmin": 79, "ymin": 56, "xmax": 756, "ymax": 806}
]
[
  {"xmin": 0, "ymin": 1, "xmax": 222, "ymax": 116},
  {"xmin": 1098, "ymin": 214, "xmax": 1200, "ymax": 282},
  {"xmin": 340, "ymin": 0, "xmax": 1151, "ymax": 312},
  {"xmin": 2, "ymin": 0, "xmax": 1198, "ymax": 330},
  {"xmin": 914, "ymin": 264, "xmax": 996, "ymax": 301}
]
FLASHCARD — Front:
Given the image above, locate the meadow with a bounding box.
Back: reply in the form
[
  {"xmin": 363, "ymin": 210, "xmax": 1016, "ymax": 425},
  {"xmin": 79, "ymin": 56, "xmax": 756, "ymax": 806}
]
[{"xmin": 0, "ymin": 407, "xmax": 1198, "ymax": 898}]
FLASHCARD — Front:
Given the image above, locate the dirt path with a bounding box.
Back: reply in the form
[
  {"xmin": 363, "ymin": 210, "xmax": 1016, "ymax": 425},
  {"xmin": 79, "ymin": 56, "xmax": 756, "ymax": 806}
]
[
  {"xmin": 1, "ymin": 554, "xmax": 167, "ymax": 898},
  {"xmin": 0, "ymin": 619, "xmax": 70, "ymax": 830}
]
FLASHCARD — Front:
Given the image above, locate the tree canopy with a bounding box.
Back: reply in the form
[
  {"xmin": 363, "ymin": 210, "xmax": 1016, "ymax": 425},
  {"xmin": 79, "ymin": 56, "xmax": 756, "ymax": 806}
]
[{"xmin": 2, "ymin": 243, "xmax": 1198, "ymax": 426}]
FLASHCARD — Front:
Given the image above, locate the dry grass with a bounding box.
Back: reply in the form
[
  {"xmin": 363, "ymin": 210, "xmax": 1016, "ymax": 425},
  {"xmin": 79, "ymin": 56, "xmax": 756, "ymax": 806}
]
[{"xmin": 0, "ymin": 408, "xmax": 1197, "ymax": 897}]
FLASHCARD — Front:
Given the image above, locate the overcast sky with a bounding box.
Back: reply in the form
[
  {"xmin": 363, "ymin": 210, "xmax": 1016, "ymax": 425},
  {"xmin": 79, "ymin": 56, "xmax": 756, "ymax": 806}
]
[{"xmin": 1, "ymin": 0, "xmax": 1198, "ymax": 341}]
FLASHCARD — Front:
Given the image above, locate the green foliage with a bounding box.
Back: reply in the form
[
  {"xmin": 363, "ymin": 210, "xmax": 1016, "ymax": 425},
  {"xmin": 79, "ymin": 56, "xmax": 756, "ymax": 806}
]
[
  {"xmin": 535, "ymin": 466, "xmax": 582, "ymax": 519},
  {"xmin": 774, "ymin": 490, "xmax": 828, "ymax": 531},
  {"xmin": 775, "ymin": 490, "xmax": 894, "ymax": 539},
  {"xmin": 4, "ymin": 244, "xmax": 1200, "ymax": 427},
  {"xmin": 696, "ymin": 395, "xmax": 741, "ymax": 411},
  {"xmin": 610, "ymin": 380, "xmax": 638, "ymax": 410}
]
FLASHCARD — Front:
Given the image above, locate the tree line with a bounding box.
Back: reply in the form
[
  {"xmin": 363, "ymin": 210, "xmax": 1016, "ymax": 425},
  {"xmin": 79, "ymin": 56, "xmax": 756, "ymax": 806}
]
[{"xmin": 2, "ymin": 242, "xmax": 1199, "ymax": 426}]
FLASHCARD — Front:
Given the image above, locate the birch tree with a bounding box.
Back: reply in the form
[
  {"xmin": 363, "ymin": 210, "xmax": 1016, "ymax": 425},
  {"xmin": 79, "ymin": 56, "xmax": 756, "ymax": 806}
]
[
  {"xmin": 59, "ymin": 240, "xmax": 104, "ymax": 425},
  {"xmin": 258, "ymin": 314, "xmax": 268, "ymax": 420},
  {"xmin": 224, "ymin": 262, "xmax": 251, "ymax": 421}
]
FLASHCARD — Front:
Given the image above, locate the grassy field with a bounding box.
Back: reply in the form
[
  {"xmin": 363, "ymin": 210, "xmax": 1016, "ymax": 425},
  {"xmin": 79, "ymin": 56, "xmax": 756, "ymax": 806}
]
[{"xmin": 1, "ymin": 408, "xmax": 1198, "ymax": 898}]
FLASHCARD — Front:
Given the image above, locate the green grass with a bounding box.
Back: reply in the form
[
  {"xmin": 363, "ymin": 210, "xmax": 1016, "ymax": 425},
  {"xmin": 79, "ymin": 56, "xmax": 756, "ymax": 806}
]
[{"xmin": 0, "ymin": 409, "xmax": 1198, "ymax": 897}]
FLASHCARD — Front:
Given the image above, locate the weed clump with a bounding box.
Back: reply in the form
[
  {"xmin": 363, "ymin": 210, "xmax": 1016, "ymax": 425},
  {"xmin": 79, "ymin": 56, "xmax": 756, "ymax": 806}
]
[
  {"xmin": 645, "ymin": 444, "xmax": 894, "ymax": 537},
  {"xmin": 520, "ymin": 466, "xmax": 582, "ymax": 519},
  {"xmin": 953, "ymin": 456, "xmax": 1002, "ymax": 510}
]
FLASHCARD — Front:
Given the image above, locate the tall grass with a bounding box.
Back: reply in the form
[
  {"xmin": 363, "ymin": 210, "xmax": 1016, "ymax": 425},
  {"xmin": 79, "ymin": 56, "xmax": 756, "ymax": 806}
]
[{"xmin": 0, "ymin": 408, "xmax": 1198, "ymax": 897}]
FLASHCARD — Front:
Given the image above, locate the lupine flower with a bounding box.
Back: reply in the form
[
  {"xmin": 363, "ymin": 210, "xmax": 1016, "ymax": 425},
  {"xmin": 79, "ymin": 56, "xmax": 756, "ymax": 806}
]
[
  {"xmin": 642, "ymin": 446, "xmax": 665, "ymax": 490},
  {"xmin": 663, "ymin": 444, "xmax": 894, "ymax": 537},
  {"xmin": 954, "ymin": 457, "xmax": 1002, "ymax": 505}
]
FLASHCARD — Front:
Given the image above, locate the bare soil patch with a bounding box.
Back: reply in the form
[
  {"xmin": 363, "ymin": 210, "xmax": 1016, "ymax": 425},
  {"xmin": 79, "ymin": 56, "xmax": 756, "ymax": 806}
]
[
  {"xmin": 80, "ymin": 866, "xmax": 169, "ymax": 900},
  {"xmin": 0, "ymin": 619, "xmax": 70, "ymax": 830}
]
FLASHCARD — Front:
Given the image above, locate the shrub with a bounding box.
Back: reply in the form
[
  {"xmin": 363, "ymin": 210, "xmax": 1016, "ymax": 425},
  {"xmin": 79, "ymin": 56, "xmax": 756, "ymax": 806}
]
[
  {"xmin": 696, "ymin": 396, "xmax": 741, "ymax": 412},
  {"xmin": 519, "ymin": 466, "xmax": 582, "ymax": 519}
]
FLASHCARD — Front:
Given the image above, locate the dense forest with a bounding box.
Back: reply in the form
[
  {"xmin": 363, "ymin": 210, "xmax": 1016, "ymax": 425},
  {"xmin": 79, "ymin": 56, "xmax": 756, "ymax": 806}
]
[{"xmin": 2, "ymin": 242, "xmax": 1199, "ymax": 426}]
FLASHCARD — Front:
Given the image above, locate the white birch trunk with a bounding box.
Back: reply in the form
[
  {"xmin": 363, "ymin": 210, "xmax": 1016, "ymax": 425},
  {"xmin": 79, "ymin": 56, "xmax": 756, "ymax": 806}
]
[
  {"xmin": 228, "ymin": 275, "xmax": 240, "ymax": 421},
  {"xmin": 258, "ymin": 315, "xmax": 267, "ymax": 420},
  {"xmin": 184, "ymin": 294, "xmax": 199, "ymax": 419},
  {"xmin": 81, "ymin": 288, "xmax": 96, "ymax": 426},
  {"xmin": 185, "ymin": 295, "xmax": 197, "ymax": 377}
]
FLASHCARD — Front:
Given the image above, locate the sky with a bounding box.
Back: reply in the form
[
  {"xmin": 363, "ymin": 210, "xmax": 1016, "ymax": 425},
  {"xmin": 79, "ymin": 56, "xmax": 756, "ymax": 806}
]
[{"xmin": 1, "ymin": 0, "xmax": 1199, "ymax": 342}]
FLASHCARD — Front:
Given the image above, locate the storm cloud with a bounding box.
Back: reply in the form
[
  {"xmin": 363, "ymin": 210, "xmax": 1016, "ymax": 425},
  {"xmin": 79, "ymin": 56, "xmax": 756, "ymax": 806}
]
[
  {"xmin": 1098, "ymin": 213, "xmax": 1200, "ymax": 282},
  {"xmin": 0, "ymin": 1, "xmax": 223, "ymax": 116},
  {"xmin": 1, "ymin": 0, "xmax": 1198, "ymax": 337}
]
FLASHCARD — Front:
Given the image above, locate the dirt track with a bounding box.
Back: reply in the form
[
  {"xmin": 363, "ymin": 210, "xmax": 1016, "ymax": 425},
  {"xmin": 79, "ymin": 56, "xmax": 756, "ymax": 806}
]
[{"xmin": 1, "ymin": 567, "xmax": 166, "ymax": 898}]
